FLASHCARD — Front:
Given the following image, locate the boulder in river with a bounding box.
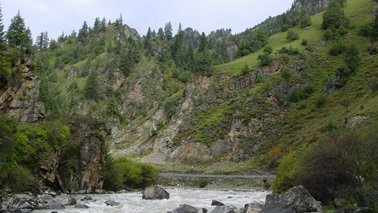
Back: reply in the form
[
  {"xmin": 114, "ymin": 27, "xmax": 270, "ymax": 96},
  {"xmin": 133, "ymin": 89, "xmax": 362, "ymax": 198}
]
[
  {"xmin": 210, "ymin": 206, "xmax": 236, "ymax": 213},
  {"xmin": 75, "ymin": 203, "xmax": 89, "ymax": 209},
  {"xmin": 242, "ymin": 202, "xmax": 264, "ymax": 213},
  {"xmin": 1, "ymin": 194, "xmax": 41, "ymax": 212},
  {"xmin": 169, "ymin": 204, "xmax": 207, "ymax": 213},
  {"xmin": 105, "ymin": 200, "xmax": 121, "ymax": 206},
  {"xmin": 142, "ymin": 186, "xmax": 169, "ymax": 200},
  {"xmin": 81, "ymin": 195, "xmax": 93, "ymax": 201},
  {"xmin": 212, "ymin": 200, "xmax": 225, "ymax": 206},
  {"xmin": 53, "ymin": 194, "xmax": 77, "ymax": 206},
  {"xmin": 261, "ymin": 185, "xmax": 322, "ymax": 213},
  {"xmin": 47, "ymin": 201, "xmax": 65, "ymax": 209}
]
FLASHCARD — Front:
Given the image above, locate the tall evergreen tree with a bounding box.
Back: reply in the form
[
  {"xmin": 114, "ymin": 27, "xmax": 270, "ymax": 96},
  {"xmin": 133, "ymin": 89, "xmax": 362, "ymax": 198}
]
[
  {"xmin": 6, "ymin": 12, "xmax": 33, "ymax": 55},
  {"xmin": 35, "ymin": 31, "xmax": 49, "ymax": 51},
  {"xmin": 78, "ymin": 21, "xmax": 89, "ymax": 43},
  {"xmin": 84, "ymin": 70, "xmax": 99, "ymax": 100},
  {"xmin": 0, "ymin": 3, "xmax": 6, "ymax": 51},
  {"xmin": 157, "ymin": 28, "xmax": 165, "ymax": 41},
  {"xmin": 144, "ymin": 27, "xmax": 153, "ymax": 56},
  {"xmin": 93, "ymin": 17, "xmax": 101, "ymax": 33},
  {"xmin": 36, "ymin": 32, "xmax": 44, "ymax": 51},
  {"xmin": 171, "ymin": 23, "xmax": 184, "ymax": 63},
  {"xmin": 100, "ymin": 17, "xmax": 107, "ymax": 32},
  {"xmin": 198, "ymin": 32, "xmax": 208, "ymax": 53},
  {"xmin": 164, "ymin": 22, "xmax": 173, "ymax": 40},
  {"xmin": 42, "ymin": 31, "xmax": 49, "ymax": 49}
]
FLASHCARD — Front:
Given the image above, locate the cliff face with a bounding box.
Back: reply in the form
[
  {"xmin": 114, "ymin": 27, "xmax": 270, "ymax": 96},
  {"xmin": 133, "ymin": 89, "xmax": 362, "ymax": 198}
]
[
  {"xmin": 291, "ymin": 0, "xmax": 331, "ymax": 14},
  {"xmin": 0, "ymin": 64, "xmax": 45, "ymax": 123},
  {"xmin": 111, "ymin": 58, "xmax": 305, "ymax": 164},
  {"xmin": 67, "ymin": 117, "xmax": 108, "ymax": 193},
  {"xmin": 0, "ymin": 63, "xmax": 108, "ymax": 193},
  {"xmin": 39, "ymin": 116, "xmax": 109, "ymax": 193}
]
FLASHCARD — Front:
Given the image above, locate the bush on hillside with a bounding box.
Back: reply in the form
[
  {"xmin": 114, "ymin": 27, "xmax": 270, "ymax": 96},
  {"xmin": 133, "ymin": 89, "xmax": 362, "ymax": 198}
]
[
  {"xmin": 300, "ymin": 14, "xmax": 312, "ymax": 29},
  {"xmin": 299, "ymin": 129, "xmax": 378, "ymax": 209},
  {"xmin": 289, "ymin": 85, "xmax": 315, "ymax": 102},
  {"xmin": 273, "ymin": 127, "xmax": 378, "ymax": 210},
  {"xmin": 286, "ymin": 30, "xmax": 299, "ymax": 41},
  {"xmin": 329, "ymin": 41, "xmax": 346, "ymax": 56},
  {"xmin": 278, "ymin": 46, "xmax": 299, "ymax": 55},
  {"xmin": 272, "ymin": 153, "xmax": 301, "ymax": 193},
  {"xmin": 257, "ymin": 46, "xmax": 273, "ymax": 66},
  {"xmin": 360, "ymin": 13, "xmax": 378, "ymax": 41},
  {"xmin": 103, "ymin": 156, "xmax": 158, "ymax": 191},
  {"xmin": 322, "ymin": 1, "xmax": 349, "ymax": 40}
]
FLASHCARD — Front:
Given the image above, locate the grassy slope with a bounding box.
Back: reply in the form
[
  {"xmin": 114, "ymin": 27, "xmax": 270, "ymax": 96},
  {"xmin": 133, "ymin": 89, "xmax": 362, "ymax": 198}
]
[{"xmin": 197, "ymin": 0, "xmax": 378, "ymax": 173}]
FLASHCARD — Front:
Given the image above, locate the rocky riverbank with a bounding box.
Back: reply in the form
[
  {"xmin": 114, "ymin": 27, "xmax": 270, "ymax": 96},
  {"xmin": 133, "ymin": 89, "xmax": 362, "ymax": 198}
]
[{"xmin": 1, "ymin": 186, "xmax": 322, "ymax": 213}]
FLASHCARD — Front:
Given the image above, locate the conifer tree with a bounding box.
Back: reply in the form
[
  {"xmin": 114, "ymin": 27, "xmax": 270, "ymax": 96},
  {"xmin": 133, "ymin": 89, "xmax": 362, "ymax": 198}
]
[
  {"xmin": 198, "ymin": 32, "xmax": 208, "ymax": 53},
  {"xmin": 6, "ymin": 12, "xmax": 33, "ymax": 55},
  {"xmin": 164, "ymin": 22, "xmax": 173, "ymax": 40},
  {"xmin": 144, "ymin": 27, "xmax": 153, "ymax": 56},
  {"xmin": 84, "ymin": 70, "xmax": 99, "ymax": 100},
  {"xmin": 0, "ymin": 3, "xmax": 6, "ymax": 51},
  {"xmin": 78, "ymin": 21, "xmax": 89, "ymax": 43},
  {"xmin": 93, "ymin": 17, "xmax": 101, "ymax": 33}
]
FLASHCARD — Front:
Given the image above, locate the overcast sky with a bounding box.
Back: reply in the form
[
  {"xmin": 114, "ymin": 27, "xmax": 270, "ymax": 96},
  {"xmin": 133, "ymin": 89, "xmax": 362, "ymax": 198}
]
[{"xmin": 2, "ymin": 0, "xmax": 293, "ymax": 40}]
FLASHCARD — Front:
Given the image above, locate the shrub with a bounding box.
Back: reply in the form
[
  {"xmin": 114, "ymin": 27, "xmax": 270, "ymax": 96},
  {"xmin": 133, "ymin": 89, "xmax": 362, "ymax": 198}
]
[
  {"xmin": 0, "ymin": 56, "xmax": 12, "ymax": 80},
  {"xmin": 322, "ymin": 2, "xmax": 349, "ymax": 40},
  {"xmin": 257, "ymin": 46, "xmax": 273, "ymax": 66},
  {"xmin": 300, "ymin": 14, "xmax": 312, "ymax": 29},
  {"xmin": 272, "ymin": 153, "xmax": 301, "ymax": 193},
  {"xmin": 241, "ymin": 64, "xmax": 250, "ymax": 75},
  {"xmin": 103, "ymin": 156, "xmax": 158, "ymax": 191},
  {"xmin": 344, "ymin": 44, "xmax": 360, "ymax": 73},
  {"xmin": 320, "ymin": 120, "xmax": 338, "ymax": 133},
  {"xmin": 289, "ymin": 85, "xmax": 315, "ymax": 102},
  {"xmin": 281, "ymin": 69, "xmax": 291, "ymax": 80},
  {"xmin": 329, "ymin": 41, "xmax": 346, "ymax": 56},
  {"xmin": 315, "ymin": 95, "xmax": 326, "ymax": 108},
  {"xmin": 286, "ymin": 30, "xmax": 299, "ymax": 41},
  {"xmin": 301, "ymin": 39, "xmax": 308, "ymax": 46},
  {"xmin": 278, "ymin": 46, "xmax": 299, "ymax": 55},
  {"xmin": 298, "ymin": 128, "xmax": 378, "ymax": 207}
]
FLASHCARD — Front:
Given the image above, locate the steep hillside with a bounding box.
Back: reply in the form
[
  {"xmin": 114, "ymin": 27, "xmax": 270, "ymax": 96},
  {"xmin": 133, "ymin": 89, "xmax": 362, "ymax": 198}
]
[{"xmin": 109, "ymin": 0, "xmax": 378, "ymax": 173}]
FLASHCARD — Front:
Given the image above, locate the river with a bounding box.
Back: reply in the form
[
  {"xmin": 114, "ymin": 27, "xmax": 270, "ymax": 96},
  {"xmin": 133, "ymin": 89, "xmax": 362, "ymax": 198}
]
[{"xmin": 33, "ymin": 188, "xmax": 269, "ymax": 213}]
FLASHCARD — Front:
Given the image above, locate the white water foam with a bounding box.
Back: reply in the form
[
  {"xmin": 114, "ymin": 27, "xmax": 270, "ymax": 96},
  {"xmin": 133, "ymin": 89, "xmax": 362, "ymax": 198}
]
[{"xmin": 33, "ymin": 188, "xmax": 269, "ymax": 213}]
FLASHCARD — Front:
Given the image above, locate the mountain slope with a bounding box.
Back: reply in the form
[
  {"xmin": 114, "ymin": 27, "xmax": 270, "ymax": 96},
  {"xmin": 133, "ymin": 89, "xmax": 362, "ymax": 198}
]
[{"xmin": 109, "ymin": 0, "xmax": 378, "ymax": 172}]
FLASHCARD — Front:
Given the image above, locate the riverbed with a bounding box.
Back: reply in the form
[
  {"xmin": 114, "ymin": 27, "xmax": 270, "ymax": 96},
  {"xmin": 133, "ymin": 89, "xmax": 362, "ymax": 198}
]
[{"xmin": 33, "ymin": 188, "xmax": 269, "ymax": 213}]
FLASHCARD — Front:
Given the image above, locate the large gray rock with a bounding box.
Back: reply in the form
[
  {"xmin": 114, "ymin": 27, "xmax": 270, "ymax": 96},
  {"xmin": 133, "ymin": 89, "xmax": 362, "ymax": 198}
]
[
  {"xmin": 212, "ymin": 200, "xmax": 225, "ymax": 206},
  {"xmin": 74, "ymin": 204, "xmax": 89, "ymax": 209},
  {"xmin": 47, "ymin": 201, "xmax": 65, "ymax": 209},
  {"xmin": 210, "ymin": 206, "xmax": 236, "ymax": 213},
  {"xmin": 243, "ymin": 202, "xmax": 263, "ymax": 213},
  {"xmin": 142, "ymin": 186, "xmax": 169, "ymax": 200},
  {"xmin": 169, "ymin": 204, "xmax": 206, "ymax": 213},
  {"xmin": 261, "ymin": 186, "xmax": 322, "ymax": 213},
  {"xmin": 1, "ymin": 194, "xmax": 41, "ymax": 212},
  {"xmin": 53, "ymin": 194, "xmax": 77, "ymax": 206},
  {"xmin": 105, "ymin": 200, "xmax": 120, "ymax": 206}
]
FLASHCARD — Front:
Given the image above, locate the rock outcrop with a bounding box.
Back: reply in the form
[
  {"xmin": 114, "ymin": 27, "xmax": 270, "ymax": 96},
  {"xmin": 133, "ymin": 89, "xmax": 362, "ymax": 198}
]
[
  {"xmin": 0, "ymin": 63, "xmax": 45, "ymax": 123},
  {"xmin": 66, "ymin": 116, "xmax": 108, "ymax": 193},
  {"xmin": 261, "ymin": 186, "xmax": 322, "ymax": 213},
  {"xmin": 142, "ymin": 186, "xmax": 169, "ymax": 200},
  {"xmin": 38, "ymin": 116, "xmax": 108, "ymax": 193},
  {"xmin": 291, "ymin": 0, "xmax": 331, "ymax": 15}
]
